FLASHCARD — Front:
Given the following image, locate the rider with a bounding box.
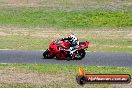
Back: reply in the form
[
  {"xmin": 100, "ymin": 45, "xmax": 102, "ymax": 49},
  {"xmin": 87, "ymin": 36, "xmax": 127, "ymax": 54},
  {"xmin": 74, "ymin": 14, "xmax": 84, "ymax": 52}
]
[{"xmin": 61, "ymin": 34, "xmax": 79, "ymax": 57}]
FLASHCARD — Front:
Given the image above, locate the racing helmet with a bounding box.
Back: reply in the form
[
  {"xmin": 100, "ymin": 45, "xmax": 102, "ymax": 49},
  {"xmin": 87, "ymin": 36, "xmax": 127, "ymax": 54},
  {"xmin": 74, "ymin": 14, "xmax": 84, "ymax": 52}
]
[
  {"xmin": 68, "ymin": 34, "xmax": 74, "ymax": 39},
  {"xmin": 68, "ymin": 34, "xmax": 78, "ymax": 41}
]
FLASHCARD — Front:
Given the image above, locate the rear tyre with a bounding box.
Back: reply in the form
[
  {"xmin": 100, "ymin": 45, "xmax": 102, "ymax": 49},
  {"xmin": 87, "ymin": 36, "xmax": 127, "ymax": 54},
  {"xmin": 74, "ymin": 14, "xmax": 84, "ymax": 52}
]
[{"xmin": 43, "ymin": 50, "xmax": 52, "ymax": 59}]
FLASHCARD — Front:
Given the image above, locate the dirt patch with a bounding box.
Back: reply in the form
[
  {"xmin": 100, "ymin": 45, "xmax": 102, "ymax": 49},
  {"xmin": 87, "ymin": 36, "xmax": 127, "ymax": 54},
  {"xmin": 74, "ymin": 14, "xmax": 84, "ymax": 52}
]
[
  {"xmin": 0, "ymin": 27, "xmax": 131, "ymax": 40},
  {"xmin": 0, "ymin": 68, "xmax": 71, "ymax": 85},
  {"xmin": 128, "ymin": 46, "xmax": 132, "ymax": 48},
  {"xmin": 0, "ymin": 0, "xmax": 131, "ymax": 11},
  {"xmin": 125, "ymin": 33, "xmax": 132, "ymax": 40},
  {"xmin": 0, "ymin": 28, "xmax": 29, "ymax": 36},
  {"xmin": 103, "ymin": 45, "xmax": 121, "ymax": 48},
  {"xmin": 0, "ymin": 0, "xmax": 42, "ymax": 5},
  {"xmin": 0, "ymin": 67, "xmax": 132, "ymax": 88},
  {"xmin": 111, "ymin": 82, "xmax": 132, "ymax": 88},
  {"xmin": 0, "ymin": 31, "xmax": 10, "ymax": 36}
]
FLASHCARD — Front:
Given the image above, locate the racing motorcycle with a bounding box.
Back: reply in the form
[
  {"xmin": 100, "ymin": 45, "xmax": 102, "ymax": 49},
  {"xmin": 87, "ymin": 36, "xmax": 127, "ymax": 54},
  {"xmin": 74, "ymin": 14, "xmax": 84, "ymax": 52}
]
[{"xmin": 43, "ymin": 39, "xmax": 89, "ymax": 60}]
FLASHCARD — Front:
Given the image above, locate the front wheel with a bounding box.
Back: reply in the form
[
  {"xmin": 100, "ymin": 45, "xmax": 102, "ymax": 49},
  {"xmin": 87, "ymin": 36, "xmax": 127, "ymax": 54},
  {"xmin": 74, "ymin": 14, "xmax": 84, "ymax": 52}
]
[
  {"xmin": 74, "ymin": 49, "xmax": 86, "ymax": 60},
  {"xmin": 43, "ymin": 50, "xmax": 52, "ymax": 59}
]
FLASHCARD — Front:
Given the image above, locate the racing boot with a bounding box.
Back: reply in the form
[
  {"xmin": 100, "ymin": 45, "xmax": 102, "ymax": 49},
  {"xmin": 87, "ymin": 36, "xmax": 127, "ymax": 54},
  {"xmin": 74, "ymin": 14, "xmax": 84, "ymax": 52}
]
[
  {"xmin": 70, "ymin": 49, "xmax": 77, "ymax": 59},
  {"xmin": 66, "ymin": 47, "xmax": 76, "ymax": 59}
]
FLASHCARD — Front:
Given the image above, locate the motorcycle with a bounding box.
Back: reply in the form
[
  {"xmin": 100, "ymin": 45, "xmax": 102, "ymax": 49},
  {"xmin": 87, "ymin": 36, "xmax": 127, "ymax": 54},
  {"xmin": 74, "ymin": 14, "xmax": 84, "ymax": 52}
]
[{"xmin": 43, "ymin": 39, "xmax": 89, "ymax": 60}]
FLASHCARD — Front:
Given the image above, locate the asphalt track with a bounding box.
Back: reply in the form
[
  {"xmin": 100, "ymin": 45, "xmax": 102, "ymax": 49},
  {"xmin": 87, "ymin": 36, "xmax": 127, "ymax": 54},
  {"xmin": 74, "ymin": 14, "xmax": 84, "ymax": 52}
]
[{"xmin": 0, "ymin": 50, "xmax": 132, "ymax": 67}]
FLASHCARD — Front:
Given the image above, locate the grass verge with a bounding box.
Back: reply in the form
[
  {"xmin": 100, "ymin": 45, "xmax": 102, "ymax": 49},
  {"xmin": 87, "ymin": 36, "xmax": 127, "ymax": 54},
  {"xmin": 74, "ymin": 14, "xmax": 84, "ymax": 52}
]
[
  {"xmin": 0, "ymin": 28, "xmax": 131, "ymax": 52},
  {"xmin": 0, "ymin": 64, "xmax": 132, "ymax": 88}
]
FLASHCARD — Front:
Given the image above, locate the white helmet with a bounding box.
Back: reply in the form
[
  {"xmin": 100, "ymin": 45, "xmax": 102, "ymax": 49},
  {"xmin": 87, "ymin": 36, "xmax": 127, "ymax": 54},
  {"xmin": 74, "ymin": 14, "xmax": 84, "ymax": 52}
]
[{"xmin": 68, "ymin": 34, "xmax": 78, "ymax": 41}]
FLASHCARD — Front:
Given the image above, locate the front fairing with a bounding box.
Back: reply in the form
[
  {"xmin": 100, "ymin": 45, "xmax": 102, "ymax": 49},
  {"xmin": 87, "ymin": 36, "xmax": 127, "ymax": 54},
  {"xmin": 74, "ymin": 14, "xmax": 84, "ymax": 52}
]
[{"xmin": 78, "ymin": 41, "xmax": 89, "ymax": 50}]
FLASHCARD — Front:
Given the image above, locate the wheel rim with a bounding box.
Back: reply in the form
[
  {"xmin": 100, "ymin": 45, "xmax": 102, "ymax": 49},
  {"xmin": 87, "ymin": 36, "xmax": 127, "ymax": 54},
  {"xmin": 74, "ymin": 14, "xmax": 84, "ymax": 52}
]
[
  {"xmin": 75, "ymin": 50, "xmax": 85, "ymax": 59},
  {"xmin": 45, "ymin": 54, "xmax": 49, "ymax": 57},
  {"xmin": 43, "ymin": 50, "xmax": 51, "ymax": 58},
  {"xmin": 75, "ymin": 54, "xmax": 81, "ymax": 58}
]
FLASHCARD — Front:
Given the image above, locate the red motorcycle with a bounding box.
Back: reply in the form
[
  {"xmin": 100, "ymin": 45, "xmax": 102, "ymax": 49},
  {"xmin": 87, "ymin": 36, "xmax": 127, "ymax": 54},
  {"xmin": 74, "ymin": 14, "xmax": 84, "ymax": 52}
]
[{"xmin": 43, "ymin": 39, "xmax": 89, "ymax": 60}]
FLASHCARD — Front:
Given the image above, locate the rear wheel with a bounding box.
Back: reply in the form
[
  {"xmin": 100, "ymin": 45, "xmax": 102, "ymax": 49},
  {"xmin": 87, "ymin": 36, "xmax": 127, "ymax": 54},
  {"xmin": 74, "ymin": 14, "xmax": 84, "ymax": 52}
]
[{"xmin": 43, "ymin": 50, "xmax": 52, "ymax": 59}]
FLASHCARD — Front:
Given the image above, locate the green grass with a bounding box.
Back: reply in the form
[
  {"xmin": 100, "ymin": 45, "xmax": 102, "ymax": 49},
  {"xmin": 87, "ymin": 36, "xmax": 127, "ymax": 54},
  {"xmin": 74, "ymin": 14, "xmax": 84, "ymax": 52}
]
[
  {"xmin": 88, "ymin": 38, "xmax": 132, "ymax": 52},
  {"xmin": 0, "ymin": 8, "xmax": 131, "ymax": 28},
  {"xmin": 0, "ymin": 64, "xmax": 131, "ymax": 75},
  {"xmin": 0, "ymin": 35, "xmax": 49, "ymax": 50},
  {"xmin": 0, "ymin": 35, "xmax": 131, "ymax": 52},
  {"xmin": 0, "ymin": 64, "xmax": 132, "ymax": 88}
]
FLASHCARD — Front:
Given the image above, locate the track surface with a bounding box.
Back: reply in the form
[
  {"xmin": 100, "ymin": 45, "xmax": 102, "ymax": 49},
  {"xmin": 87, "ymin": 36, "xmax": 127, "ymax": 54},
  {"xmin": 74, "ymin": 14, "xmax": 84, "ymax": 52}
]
[{"xmin": 0, "ymin": 50, "xmax": 132, "ymax": 67}]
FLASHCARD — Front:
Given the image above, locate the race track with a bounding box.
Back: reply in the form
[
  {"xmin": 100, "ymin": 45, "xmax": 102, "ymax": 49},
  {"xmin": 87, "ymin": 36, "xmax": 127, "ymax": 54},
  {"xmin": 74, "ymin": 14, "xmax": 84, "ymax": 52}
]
[{"xmin": 0, "ymin": 50, "xmax": 132, "ymax": 67}]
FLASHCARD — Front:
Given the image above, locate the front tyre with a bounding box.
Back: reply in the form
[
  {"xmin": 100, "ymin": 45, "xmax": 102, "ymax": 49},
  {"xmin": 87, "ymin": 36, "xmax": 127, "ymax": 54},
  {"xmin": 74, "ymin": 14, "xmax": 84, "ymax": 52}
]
[
  {"xmin": 80, "ymin": 49, "xmax": 86, "ymax": 59},
  {"xmin": 43, "ymin": 49, "xmax": 52, "ymax": 59},
  {"xmin": 75, "ymin": 49, "xmax": 86, "ymax": 60}
]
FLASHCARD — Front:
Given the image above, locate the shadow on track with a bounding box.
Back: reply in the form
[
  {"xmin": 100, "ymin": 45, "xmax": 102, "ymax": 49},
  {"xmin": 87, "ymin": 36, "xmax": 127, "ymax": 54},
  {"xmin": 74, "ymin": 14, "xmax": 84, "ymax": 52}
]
[{"xmin": 41, "ymin": 57, "xmax": 82, "ymax": 61}]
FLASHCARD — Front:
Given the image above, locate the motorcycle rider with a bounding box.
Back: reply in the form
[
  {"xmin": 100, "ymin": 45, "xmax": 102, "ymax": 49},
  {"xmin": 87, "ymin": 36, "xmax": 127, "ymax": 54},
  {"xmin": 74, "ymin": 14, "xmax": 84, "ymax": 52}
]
[{"xmin": 61, "ymin": 34, "xmax": 79, "ymax": 57}]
